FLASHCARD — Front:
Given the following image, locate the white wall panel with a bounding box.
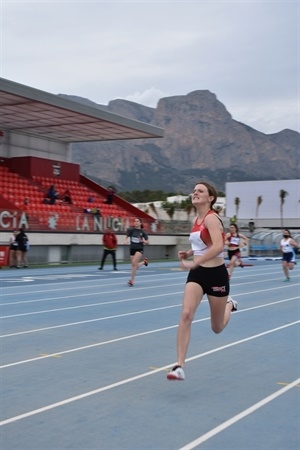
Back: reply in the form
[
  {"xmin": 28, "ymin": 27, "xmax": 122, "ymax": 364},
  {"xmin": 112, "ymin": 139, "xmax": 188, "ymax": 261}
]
[{"xmin": 226, "ymin": 180, "xmax": 300, "ymax": 220}]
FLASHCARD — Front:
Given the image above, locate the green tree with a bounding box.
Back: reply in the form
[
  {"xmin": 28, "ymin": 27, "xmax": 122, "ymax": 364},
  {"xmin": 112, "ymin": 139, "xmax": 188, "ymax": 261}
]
[
  {"xmin": 256, "ymin": 195, "xmax": 263, "ymax": 226},
  {"xmin": 178, "ymin": 197, "xmax": 194, "ymax": 221},
  {"xmin": 279, "ymin": 190, "xmax": 288, "ymax": 229},
  {"xmin": 234, "ymin": 197, "xmax": 240, "ymax": 220},
  {"xmin": 162, "ymin": 201, "xmax": 176, "ymax": 220},
  {"xmin": 166, "ymin": 205, "xmax": 175, "ymax": 220},
  {"xmin": 184, "ymin": 202, "xmax": 194, "ymax": 221},
  {"xmin": 149, "ymin": 202, "xmax": 159, "ymax": 219}
]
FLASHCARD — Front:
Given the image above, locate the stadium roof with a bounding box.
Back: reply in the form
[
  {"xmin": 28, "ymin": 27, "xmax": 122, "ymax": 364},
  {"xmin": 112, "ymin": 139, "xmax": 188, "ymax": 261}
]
[{"xmin": 0, "ymin": 78, "xmax": 164, "ymax": 143}]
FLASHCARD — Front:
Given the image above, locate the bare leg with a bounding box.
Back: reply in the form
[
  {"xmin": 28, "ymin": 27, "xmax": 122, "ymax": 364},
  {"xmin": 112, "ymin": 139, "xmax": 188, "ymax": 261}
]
[
  {"xmin": 176, "ymin": 282, "xmax": 203, "ymax": 367},
  {"xmin": 23, "ymin": 252, "xmax": 28, "ymax": 266},
  {"xmin": 208, "ymin": 295, "xmax": 233, "ymax": 334},
  {"xmin": 228, "ymin": 255, "xmax": 238, "ymax": 277},
  {"xmin": 130, "ymin": 252, "xmax": 143, "ymax": 282},
  {"xmin": 282, "ymin": 262, "xmax": 289, "ymax": 278},
  {"xmin": 9, "ymin": 250, "xmax": 15, "ymax": 267},
  {"xmin": 16, "ymin": 250, "xmax": 22, "ymax": 267}
]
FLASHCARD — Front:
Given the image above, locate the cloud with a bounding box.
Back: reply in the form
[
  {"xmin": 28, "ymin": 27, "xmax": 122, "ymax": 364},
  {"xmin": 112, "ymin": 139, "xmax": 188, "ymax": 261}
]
[
  {"xmin": 1, "ymin": 1, "xmax": 299, "ymax": 134},
  {"xmin": 119, "ymin": 87, "xmax": 170, "ymax": 108}
]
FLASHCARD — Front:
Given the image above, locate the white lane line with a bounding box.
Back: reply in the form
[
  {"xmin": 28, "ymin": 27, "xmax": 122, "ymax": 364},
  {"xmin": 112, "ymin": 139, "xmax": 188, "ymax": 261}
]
[
  {"xmin": 0, "ymin": 282, "xmax": 297, "ymax": 318},
  {"xmin": 0, "ymin": 296, "xmax": 298, "ymax": 340},
  {"xmin": 0, "ymin": 322, "xmax": 182, "ymax": 368},
  {"xmin": 0, "ymin": 265, "xmax": 291, "ymax": 299},
  {"xmin": 0, "ymin": 290, "xmax": 182, "ymax": 318},
  {"xmin": 0, "ymin": 280, "xmax": 185, "ymax": 305},
  {"xmin": 0, "ymin": 271, "xmax": 185, "ymax": 293},
  {"xmin": 0, "ymin": 321, "xmax": 298, "ymax": 426},
  {"xmin": 1, "ymin": 316, "xmax": 298, "ymax": 369},
  {"xmin": 0, "ymin": 304, "xmax": 181, "ymax": 339},
  {"xmin": 179, "ymin": 377, "xmax": 300, "ymax": 450}
]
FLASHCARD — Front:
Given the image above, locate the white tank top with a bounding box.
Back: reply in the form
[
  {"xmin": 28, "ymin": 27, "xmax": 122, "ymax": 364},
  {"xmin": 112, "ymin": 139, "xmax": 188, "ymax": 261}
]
[
  {"xmin": 189, "ymin": 210, "xmax": 224, "ymax": 257},
  {"xmin": 228, "ymin": 235, "xmax": 241, "ymax": 247},
  {"xmin": 281, "ymin": 238, "xmax": 293, "ymax": 253}
]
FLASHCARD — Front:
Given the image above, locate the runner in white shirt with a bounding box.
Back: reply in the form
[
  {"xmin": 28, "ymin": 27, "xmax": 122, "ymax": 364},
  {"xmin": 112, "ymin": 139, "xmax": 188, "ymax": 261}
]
[
  {"xmin": 225, "ymin": 224, "xmax": 249, "ymax": 279},
  {"xmin": 279, "ymin": 229, "xmax": 298, "ymax": 281}
]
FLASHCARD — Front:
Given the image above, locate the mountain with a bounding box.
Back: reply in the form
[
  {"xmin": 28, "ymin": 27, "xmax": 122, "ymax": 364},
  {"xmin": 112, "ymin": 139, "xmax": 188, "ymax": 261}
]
[{"xmin": 64, "ymin": 91, "xmax": 299, "ymax": 194}]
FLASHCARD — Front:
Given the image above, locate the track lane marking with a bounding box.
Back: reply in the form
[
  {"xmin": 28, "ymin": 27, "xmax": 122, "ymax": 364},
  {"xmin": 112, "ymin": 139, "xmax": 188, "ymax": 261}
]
[
  {"xmin": 179, "ymin": 377, "xmax": 300, "ymax": 450},
  {"xmin": 1, "ymin": 296, "xmax": 298, "ymax": 341},
  {"xmin": 1, "ymin": 283, "xmax": 298, "ymax": 318},
  {"xmin": 0, "ymin": 321, "xmax": 298, "ymax": 426}
]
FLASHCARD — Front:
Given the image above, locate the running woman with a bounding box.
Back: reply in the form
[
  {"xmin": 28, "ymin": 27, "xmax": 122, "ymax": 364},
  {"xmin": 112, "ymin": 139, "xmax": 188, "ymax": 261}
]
[
  {"xmin": 279, "ymin": 229, "xmax": 298, "ymax": 281},
  {"xmin": 124, "ymin": 218, "xmax": 149, "ymax": 286},
  {"xmin": 225, "ymin": 223, "xmax": 249, "ymax": 278},
  {"xmin": 167, "ymin": 181, "xmax": 237, "ymax": 381}
]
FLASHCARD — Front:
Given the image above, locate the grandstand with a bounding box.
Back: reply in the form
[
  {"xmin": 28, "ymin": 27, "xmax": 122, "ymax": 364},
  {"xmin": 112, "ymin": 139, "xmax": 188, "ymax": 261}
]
[
  {"xmin": 0, "ymin": 156, "xmax": 156, "ymax": 234},
  {"xmin": 0, "ymin": 78, "xmax": 175, "ymax": 265}
]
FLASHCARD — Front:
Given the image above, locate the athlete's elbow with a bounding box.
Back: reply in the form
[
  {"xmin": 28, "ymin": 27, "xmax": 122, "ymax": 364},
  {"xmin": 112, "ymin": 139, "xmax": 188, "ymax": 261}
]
[{"xmin": 214, "ymin": 243, "xmax": 224, "ymax": 254}]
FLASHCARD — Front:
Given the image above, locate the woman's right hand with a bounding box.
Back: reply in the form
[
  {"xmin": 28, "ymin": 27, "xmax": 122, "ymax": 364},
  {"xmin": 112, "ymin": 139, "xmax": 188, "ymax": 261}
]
[{"xmin": 178, "ymin": 251, "xmax": 188, "ymax": 259}]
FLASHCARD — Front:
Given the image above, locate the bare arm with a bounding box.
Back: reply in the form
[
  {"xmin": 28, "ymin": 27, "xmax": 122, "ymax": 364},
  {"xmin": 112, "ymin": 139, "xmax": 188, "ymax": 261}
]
[
  {"xmin": 239, "ymin": 233, "xmax": 249, "ymax": 246},
  {"xmin": 290, "ymin": 238, "xmax": 298, "ymax": 248},
  {"xmin": 178, "ymin": 249, "xmax": 194, "ymax": 259},
  {"xmin": 224, "ymin": 232, "xmax": 231, "ymax": 246}
]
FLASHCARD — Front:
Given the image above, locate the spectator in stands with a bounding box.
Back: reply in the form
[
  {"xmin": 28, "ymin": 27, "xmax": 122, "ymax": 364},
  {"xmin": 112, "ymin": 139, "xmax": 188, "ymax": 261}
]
[
  {"xmin": 47, "ymin": 185, "xmax": 59, "ymax": 204},
  {"xmin": 105, "ymin": 186, "xmax": 116, "ymax": 205},
  {"xmin": 62, "ymin": 189, "xmax": 72, "ymax": 204},
  {"xmin": 24, "ymin": 197, "xmax": 30, "ymax": 206},
  {"xmin": 248, "ymin": 219, "xmax": 255, "ymax": 233},
  {"xmin": 9, "ymin": 229, "xmax": 19, "ymax": 268},
  {"xmin": 84, "ymin": 207, "xmax": 102, "ymax": 217},
  {"xmin": 88, "ymin": 195, "xmax": 94, "ymax": 203},
  {"xmin": 99, "ymin": 227, "xmax": 118, "ymax": 271},
  {"xmin": 15, "ymin": 227, "xmax": 29, "ymax": 268}
]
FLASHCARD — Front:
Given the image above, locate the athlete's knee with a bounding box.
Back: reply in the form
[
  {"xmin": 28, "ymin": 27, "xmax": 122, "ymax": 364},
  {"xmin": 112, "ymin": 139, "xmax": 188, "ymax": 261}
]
[
  {"xmin": 211, "ymin": 323, "xmax": 224, "ymax": 334},
  {"xmin": 180, "ymin": 309, "xmax": 194, "ymax": 324}
]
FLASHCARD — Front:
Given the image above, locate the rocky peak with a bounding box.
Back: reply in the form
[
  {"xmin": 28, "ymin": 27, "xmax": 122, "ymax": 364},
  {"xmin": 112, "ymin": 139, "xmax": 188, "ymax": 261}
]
[{"xmin": 70, "ymin": 90, "xmax": 299, "ymax": 193}]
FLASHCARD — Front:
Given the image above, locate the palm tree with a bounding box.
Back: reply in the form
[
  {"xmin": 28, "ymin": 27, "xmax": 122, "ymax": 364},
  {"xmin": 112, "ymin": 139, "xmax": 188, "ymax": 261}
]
[
  {"xmin": 234, "ymin": 197, "xmax": 240, "ymax": 220},
  {"xmin": 256, "ymin": 195, "xmax": 263, "ymax": 226},
  {"xmin": 184, "ymin": 201, "xmax": 195, "ymax": 221},
  {"xmin": 279, "ymin": 190, "xmax": 288, "ymax": 229},
  {"xmin": 149, "ymin": 202, "xmax": 159, "ymax": 219},
  {"xmin": 166, "ymin": 204, "xmax": 175, "ymax": 220}
]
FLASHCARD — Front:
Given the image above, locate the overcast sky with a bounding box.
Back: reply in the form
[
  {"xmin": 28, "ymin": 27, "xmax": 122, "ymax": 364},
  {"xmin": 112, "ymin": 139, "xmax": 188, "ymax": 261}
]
[{"xmin": 1, "ymin": 1, "xmax": 299, "ymax": 134}]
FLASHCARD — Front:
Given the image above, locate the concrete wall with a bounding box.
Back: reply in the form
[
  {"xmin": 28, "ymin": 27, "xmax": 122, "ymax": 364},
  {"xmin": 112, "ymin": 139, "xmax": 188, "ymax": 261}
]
[
  {"xmin": 0, "ymin": 231, "xmax": 185, "ymax": 265},
  {"xmin": 0, "ymin": 131, "xmax": 71, "ymax": 162},
  {"xmin": 226, "ymin": 180, "xmax": 300, "ymax": 227},
  {"xmin": 0, "ymin": 229, "xmax": 257, "ymax": 266}
]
